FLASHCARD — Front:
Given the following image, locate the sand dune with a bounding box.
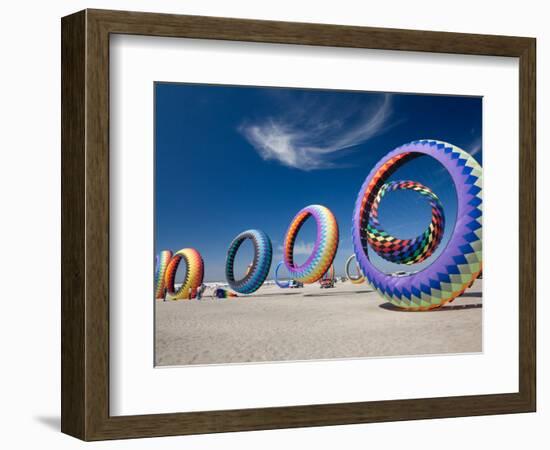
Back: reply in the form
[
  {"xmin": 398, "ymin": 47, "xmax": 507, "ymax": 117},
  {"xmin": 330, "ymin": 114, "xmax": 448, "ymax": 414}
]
[{"xmin": 155, "ymin": 280, "xmax": 482, "ymax": 366}]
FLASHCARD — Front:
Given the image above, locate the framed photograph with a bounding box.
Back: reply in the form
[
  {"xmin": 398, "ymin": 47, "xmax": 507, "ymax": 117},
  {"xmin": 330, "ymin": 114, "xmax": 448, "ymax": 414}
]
[{"xmin": 61, "ymin": 9, "xmax": 536, "ymax": 441}]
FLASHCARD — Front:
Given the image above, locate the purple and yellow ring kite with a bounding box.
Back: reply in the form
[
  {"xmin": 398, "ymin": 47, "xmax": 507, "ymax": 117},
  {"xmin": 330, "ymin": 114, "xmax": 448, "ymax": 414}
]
[
  {"xmin": 283, "ymin": 204, "xmax": 339, "ymax": 284},
  {"xmin": 154, "ymin": 250, "xmax": 173, "ymax": 299},
  {"xmin": 352, "ymin": 140, "xmax": 482, "ymax": 311},
  {"xmin": 164, "ymin": 248, "xmax": 204, "ymax": 300}
]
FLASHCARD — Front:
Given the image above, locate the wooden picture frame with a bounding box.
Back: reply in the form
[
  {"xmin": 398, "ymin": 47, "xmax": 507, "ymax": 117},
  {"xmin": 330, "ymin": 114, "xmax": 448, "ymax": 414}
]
[{"xmin": 61, "ymin": 9, "xmax": 536, "ymax": 441}]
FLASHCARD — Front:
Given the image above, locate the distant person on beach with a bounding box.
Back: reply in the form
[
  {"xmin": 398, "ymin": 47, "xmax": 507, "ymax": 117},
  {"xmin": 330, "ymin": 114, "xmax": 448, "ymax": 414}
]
[{"xmin": 196, "ymin": 284, "xmax": 206, "ymax": 300}]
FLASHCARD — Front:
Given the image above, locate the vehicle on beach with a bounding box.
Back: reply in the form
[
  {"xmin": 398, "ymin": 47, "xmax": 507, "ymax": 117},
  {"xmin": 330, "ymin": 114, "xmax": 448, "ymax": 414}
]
[{"xmin": 320, "ymin": 279, "xmax": 335, "ymax": 289}]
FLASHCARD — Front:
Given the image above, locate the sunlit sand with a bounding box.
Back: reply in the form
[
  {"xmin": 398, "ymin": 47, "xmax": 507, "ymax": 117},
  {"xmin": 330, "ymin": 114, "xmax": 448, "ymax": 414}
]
[{"xmin": 155, "ymin": 279, "xmax": 482, "ymax": 366}]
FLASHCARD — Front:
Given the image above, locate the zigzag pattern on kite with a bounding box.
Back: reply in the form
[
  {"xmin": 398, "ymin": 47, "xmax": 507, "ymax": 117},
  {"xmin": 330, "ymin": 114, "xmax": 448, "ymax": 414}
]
[
  {"xmin": 154, "ymin": 250, "xmax": 173, "ymax": 299},
  {"xmin": 225, "ymin": 229, "xmax": 273, "ymax": 294},
  {"xmin": 283, "ymin": 204, "xmax": 339, "ymax": 284},
  {"xmin": 164, "ymin": 248, "xmax": 205, "ymax": 300},
  {"xmin": 352, "ymin": 140, "xmax": 482, "ymax": 311},
  {"xmin": 366, "ymin": 180, "xmax": 445, "ymax": 265}
]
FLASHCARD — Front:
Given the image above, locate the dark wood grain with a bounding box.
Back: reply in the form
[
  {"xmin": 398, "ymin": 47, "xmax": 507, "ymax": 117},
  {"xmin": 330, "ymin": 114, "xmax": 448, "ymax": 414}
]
[
  {"xmin": 518, "ymin": 38, "xmax": 536, "ymax": 410},
  {"xmin": 61, "ymin": 10, "xmax": 86, "ymax": 439},
  {"xmin": 89, "ymin": 8, "xmax": 532, "ymax": 56},
  {"xmin": 61, "ymin": 8, "xmax": 536, "ymax": 441}
]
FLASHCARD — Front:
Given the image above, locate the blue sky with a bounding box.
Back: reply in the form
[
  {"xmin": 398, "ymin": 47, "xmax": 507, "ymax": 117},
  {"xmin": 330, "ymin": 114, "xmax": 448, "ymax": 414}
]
[{"xmin": 155, "ymin": 83, "xmax": 482, "ymax": 282}]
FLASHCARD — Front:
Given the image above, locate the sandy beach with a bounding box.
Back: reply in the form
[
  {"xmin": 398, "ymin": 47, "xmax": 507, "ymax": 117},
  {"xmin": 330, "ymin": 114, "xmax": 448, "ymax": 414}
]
[{"xmin": 155, "ymin": 279, "xmax": 482, "ymax": 366}]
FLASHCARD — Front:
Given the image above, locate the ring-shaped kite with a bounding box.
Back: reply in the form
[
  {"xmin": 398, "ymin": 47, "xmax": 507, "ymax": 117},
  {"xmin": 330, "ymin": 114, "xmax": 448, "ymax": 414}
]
[
  {"xmin": 154, "ymin": 250, "xmax": 173, "ymax": 299},
  {"xmin": 345, "ymin": 254, "xmax": 365, "ymax": 284},
  {"xmin": 164, "ymin": 248, "xmax": 204, "ymax": 300},
  {"xmin": 352, "ymin": 140, "xmax": 482, "ymax": 311},
  {"xmin": 367, "ymin": 180, "xmax": 445, "ymax": 265},
  {"xmin": 225, "ymin": 229, "xmax": 272, "ymax": 294},
  {"xmin": 275, "ymin": 261, "xmax": 291, "ymax": 288},
  {"xmin": 283, "ymin": 204, "xmax": 339, "ymax": 284}
]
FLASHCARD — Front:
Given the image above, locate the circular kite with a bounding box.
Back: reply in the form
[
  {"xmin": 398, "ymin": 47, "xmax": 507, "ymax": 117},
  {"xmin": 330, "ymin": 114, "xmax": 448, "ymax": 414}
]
[
  {"xmin": 274, "ymin": 261, "xmax": 291, "ymax": 288},
  {"xmin": 345, "ymin": 254, "xmax": 365, "ymax": 284},
  {"xmin": 283, "ymin": 204, "xmax": 339, "ymax": 284},
  {"xmin": 225, "ymin": 229, "xmax": 272, "ymax": 294},
  {"xmin": 367, "ymin": 180, "xmax": 445, "ymax": 265},
  {"xmin": 164, "ymin": 248, "xmax": 204, "ymax": 300},
  {"xmin": 352, "ymin": 140, "xmax": 482, "ymax": 311},
  {"xmin": 154, "ymin": 250, "xmax": 173, "ymax": 299}
]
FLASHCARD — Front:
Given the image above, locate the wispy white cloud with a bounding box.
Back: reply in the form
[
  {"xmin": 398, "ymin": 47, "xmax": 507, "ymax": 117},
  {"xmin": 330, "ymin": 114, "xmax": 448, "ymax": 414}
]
[
  {"xmin": 276, "ymin": 241, "xmax": 314, "ymax": 257},
  {"xmin": 239, "ymin": 94, "xmax": 393, "ymax": 171},
  {"xmin": 468, "ymin": 136, "xmax": 482, "ymax": 156}
]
